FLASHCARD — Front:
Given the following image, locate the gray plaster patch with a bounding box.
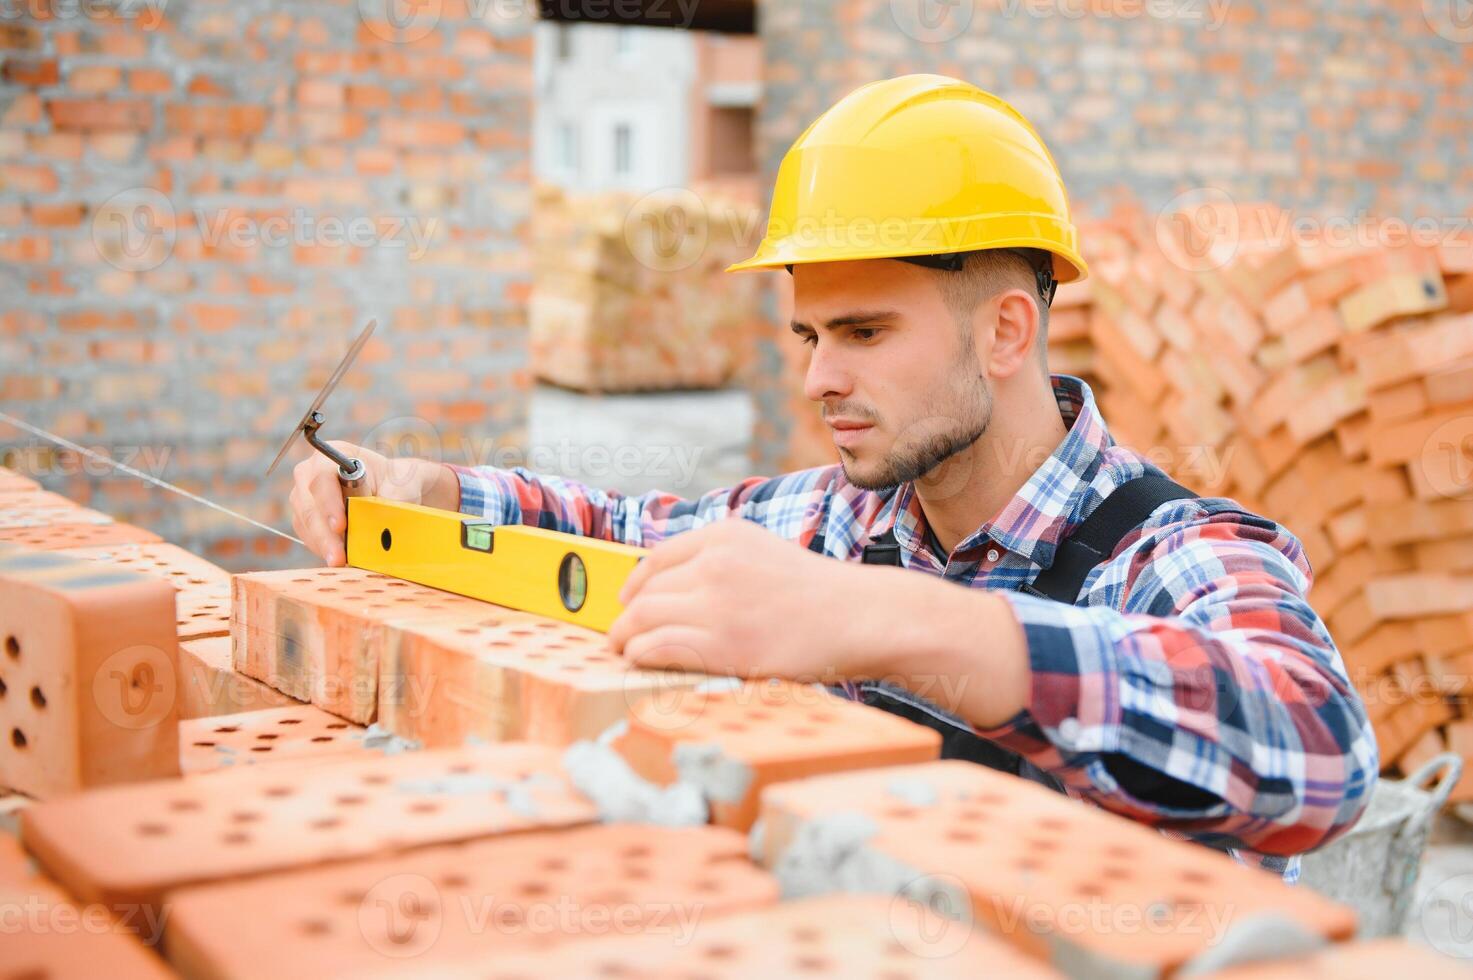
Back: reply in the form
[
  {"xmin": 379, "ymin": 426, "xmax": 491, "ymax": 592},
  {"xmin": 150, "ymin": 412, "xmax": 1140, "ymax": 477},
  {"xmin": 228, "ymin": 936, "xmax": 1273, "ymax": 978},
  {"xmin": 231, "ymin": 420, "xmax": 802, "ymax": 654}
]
[
  {"xmin": 672, "ymin": 742, "xmax": 753, "ymax": 804},
  {"xmin": 562, "ymin": 740, "xmax": 708, "ymax": 826},
  {"xmin": 885, "ymin": 777, "xmax": 939, "ymax": 808}
]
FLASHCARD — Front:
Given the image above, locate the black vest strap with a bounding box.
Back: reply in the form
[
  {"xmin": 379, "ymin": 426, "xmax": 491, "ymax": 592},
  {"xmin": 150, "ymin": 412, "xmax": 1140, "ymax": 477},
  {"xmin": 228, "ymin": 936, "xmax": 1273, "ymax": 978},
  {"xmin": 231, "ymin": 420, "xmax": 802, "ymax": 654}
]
[
  {"xmin": 1022, "ymin": 475, "xmax": 1199, "ymax": 604},
  {"xmin": 855, "ymin": 474, "xmax": 1200, "ymax": 794}
]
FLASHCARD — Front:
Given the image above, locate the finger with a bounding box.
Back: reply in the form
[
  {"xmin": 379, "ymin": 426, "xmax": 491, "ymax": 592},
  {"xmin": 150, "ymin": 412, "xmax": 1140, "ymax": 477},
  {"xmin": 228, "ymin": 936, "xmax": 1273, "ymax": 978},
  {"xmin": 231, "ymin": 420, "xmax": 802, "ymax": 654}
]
[
  {"xmin": 294, "ymin": 464, "xmax": 345, "ymax": 564},
  {"xmin": 622, "ymin": 625, "xmax": 713, "ymax": 673},
  {"xmin": 608, "ymin": 592, "xmax": 709, "ymax": 655},
  {"xmin": 619, "ymin": 524, "xmax": 717, "ymax": 604},
  {"xmin": 305, "ymin": 468, "xmax": 349, "ymax": 564}
]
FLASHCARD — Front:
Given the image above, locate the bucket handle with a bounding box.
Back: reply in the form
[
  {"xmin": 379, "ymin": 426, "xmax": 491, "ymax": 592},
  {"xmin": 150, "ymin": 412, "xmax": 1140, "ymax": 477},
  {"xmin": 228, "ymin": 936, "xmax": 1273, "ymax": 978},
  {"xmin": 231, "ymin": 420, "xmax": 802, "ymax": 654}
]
[
  {"xmin": 1392, "ymin": 752, "xmax": 1463, "ymax": 848},
  {"xmin": 1405, "ymin": 752, "xmax": 1464, "ymax": 817},
  {"xmin": 1383, "ymin": 753, "xmax": 1463, "ymax": 895}
]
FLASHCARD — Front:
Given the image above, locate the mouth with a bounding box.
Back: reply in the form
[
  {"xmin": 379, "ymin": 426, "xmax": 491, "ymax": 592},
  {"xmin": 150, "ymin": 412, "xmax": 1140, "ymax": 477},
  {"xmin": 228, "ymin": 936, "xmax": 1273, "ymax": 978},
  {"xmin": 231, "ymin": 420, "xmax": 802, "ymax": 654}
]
[{"xmin": 826, "ymin": 418, "xmax": 874, "ymax": 449}]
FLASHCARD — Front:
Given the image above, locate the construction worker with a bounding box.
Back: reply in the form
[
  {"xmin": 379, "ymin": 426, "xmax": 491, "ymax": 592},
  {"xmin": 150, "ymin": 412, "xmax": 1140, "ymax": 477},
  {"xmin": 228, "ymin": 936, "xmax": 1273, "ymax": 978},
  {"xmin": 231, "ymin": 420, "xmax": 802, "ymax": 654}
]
[{"xmin": 289, "ymin": 74, "xmax": 1375, "ymax": 881}]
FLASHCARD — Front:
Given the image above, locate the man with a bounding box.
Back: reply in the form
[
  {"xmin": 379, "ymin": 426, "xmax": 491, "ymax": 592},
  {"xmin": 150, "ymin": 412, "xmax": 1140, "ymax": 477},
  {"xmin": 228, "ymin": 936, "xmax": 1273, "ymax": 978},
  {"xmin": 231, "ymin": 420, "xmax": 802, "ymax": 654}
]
[{"xmin": 290, "ymin": 74, "xmax": 1375, "ymax": 881}]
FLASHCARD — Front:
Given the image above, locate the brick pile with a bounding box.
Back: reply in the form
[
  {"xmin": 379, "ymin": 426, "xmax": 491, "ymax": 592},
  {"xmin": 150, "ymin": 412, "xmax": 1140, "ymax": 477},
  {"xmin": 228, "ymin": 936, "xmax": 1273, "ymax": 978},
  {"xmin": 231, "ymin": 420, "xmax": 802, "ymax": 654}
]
[
  {"xmin": 529, "ymin": 182, "xmax": 766, "ymax": 392},
  {"xmin": 1028, "ymin": 206, "xmax": 1473, "ymax": 798},
  {"xmin": 2, "ymin": 465, "xmax": 1468, "ymax": 975}
]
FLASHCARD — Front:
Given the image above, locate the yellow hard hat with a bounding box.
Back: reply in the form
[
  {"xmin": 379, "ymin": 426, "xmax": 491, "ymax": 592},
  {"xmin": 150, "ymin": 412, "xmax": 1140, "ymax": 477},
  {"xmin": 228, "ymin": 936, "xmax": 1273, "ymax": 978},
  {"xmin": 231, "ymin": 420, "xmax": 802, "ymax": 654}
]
[{"xmin": 727, "ymin": 74, "xmax": 1088, "ymax": 289}]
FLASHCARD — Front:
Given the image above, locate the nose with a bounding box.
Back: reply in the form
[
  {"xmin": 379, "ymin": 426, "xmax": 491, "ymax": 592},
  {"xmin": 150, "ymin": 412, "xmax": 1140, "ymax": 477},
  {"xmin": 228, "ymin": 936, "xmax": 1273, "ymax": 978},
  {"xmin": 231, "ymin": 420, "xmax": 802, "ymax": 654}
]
[{"xmin": 802, "ymin": 340, "xmax": 854, "ymax": 404}]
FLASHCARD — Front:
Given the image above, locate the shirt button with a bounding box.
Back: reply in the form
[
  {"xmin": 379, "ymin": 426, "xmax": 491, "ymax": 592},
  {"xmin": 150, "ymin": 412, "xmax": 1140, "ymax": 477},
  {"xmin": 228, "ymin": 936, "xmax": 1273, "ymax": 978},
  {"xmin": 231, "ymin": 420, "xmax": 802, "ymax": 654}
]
[
  {"xmin": 985, "ymin": 548, "xmax": 1000, "ymax": 563},
  {"xmin": 1057, "ymin": 717, "xmax": 1081, "ymax": 746}
]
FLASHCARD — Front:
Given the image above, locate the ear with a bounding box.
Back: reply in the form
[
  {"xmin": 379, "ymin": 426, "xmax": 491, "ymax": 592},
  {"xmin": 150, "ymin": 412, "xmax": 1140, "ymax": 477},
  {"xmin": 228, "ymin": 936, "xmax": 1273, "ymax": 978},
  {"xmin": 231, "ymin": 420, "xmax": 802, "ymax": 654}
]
[{"xmin": 987, "ymin": 288, "xmax": 1041, "ymax": 380}]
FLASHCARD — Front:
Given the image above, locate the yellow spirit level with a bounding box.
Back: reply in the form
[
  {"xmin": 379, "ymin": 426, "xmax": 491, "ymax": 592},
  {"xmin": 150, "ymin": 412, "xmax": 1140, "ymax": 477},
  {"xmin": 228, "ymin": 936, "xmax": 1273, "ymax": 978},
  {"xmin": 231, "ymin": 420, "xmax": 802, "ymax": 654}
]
[{"xmin": 344, "ymin": 496, "xmax": 646, "ymax": 632}]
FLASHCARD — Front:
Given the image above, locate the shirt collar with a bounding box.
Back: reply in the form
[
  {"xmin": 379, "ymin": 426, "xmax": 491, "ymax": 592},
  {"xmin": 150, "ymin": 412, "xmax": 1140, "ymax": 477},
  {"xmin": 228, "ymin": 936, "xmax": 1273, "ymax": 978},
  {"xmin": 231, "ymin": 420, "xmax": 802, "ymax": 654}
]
[{"xmin": 876, "ymin": 375, "xmax": 1114, "ymax": 571}]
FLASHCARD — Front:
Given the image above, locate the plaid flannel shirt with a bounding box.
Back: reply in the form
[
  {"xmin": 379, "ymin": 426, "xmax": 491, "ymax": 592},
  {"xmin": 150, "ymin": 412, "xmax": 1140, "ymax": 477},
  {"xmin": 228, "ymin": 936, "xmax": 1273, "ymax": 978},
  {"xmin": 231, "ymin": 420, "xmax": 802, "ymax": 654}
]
[{"xmin": 453, "ymin": 375, "xmax": 1377, "ymax": 881}]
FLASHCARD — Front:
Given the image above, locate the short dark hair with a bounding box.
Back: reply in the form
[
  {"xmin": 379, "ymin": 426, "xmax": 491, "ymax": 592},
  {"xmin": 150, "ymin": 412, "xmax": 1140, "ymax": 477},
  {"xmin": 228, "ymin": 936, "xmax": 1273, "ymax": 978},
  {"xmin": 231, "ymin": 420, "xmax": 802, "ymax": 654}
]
[{"xmin": 932, "ymin": 249, "xmax": 1052, "ymax": 366}]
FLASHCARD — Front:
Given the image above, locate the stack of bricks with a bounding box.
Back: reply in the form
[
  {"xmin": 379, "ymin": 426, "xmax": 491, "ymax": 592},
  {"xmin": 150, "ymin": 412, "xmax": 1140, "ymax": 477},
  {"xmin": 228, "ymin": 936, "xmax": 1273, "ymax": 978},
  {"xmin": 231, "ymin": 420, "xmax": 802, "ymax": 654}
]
[
  {"xmin": 1027, "ymin": 205, "xmax": 1473, "ymax": 798},
  {"xmin": 5, "ymin": 464, "xmax": 1471, "ymax": 975},
  {"xmin": 529, "ymin": 182, "xmax": 767, "ymax": 392}
]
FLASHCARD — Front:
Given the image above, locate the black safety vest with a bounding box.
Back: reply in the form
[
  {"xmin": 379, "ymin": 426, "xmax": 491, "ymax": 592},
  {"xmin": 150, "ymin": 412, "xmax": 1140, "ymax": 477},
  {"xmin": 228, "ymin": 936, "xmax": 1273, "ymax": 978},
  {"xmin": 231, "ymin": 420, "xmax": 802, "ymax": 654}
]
[{"xmin": 854, "ymin": 475, "xmax": 1199, "ymax": 795}]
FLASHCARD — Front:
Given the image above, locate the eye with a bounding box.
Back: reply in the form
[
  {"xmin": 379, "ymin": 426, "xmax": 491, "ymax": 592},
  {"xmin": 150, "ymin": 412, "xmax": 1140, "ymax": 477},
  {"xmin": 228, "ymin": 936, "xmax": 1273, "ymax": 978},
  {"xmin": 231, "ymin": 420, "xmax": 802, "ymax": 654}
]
[
  {"xmin": 851, "ymin": 327, "xmax": 879, "ymax": 342},
  {"xmin": 798, "ymin": 333, "xmax": 818, "ymax": 347}
]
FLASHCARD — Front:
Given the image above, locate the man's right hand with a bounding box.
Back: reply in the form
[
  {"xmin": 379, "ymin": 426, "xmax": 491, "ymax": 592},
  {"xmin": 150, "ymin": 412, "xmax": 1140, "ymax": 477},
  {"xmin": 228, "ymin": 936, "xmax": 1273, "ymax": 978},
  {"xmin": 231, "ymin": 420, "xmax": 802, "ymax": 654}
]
[{"xmin": 288, "ymin": 442, "xmax": 458, "ymax": 565}]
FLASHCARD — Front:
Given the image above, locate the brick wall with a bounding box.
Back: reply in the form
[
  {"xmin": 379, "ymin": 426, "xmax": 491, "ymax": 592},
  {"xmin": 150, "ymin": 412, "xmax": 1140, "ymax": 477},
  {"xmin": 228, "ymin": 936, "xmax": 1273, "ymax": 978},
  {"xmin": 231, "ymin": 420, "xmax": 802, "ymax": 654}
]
[
  {"xmin": 0, "ymin": 0, "xmax": 535, "ymax": 569},
  {"xmin": 749, "ymin": 0, "xmax": 1473, "ymax": 472}
]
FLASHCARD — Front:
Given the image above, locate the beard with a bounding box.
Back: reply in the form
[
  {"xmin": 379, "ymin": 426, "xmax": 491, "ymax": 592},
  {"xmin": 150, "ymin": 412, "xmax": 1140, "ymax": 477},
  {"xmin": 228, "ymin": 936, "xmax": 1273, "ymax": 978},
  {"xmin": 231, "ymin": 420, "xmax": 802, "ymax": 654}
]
[{"xmin": 840, "ymin": 369, "xmax": 994, "ymax": 492}]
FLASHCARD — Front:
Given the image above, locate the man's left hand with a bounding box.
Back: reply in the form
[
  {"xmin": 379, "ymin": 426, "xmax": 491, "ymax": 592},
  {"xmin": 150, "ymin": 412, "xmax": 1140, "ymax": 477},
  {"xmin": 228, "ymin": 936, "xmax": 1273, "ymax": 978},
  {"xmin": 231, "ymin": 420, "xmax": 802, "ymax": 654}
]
[{"xmin": 607, "ymin": 517, "xmax": 880, "ymax": 681}]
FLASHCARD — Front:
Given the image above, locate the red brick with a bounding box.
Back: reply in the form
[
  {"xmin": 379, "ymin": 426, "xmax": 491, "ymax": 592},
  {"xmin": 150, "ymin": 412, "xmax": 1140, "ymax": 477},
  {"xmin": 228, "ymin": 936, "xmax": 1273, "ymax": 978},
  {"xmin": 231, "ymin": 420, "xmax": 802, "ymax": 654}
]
[
  {"xmin": 167, "ymin": 824, "xmax": 777, "ymax": 977},
  {"xmin": 2, "ymin": 57, "xmax": 59, "ymax": 86},
  {"xmin": 0, "ymin": 236, "xmax": 50, "ymax": 263},
  {"xmin": 0, "ymin": 874, "xmax": 174, "ymax": 977},
  {"xmin": 178, "ymin": 636, "xmax": 299, "ymax": 719},
  {"xmin": 59, "ymin": 542, "xmax": 231, "ymax": 640},
  {"xmin": 68, "ymin": 64, "xmax": 122, "ymax": 92},
  {"xmin": 179, "ymin": 703, "xmax": 374, "ymax": 774},
  {"xmin": 129, "ymin": 68, "xmax": 172, "ymax": 94},
  {"xmin": 0, "ymin": 522, "xmax": 163, "ymax": 551},
  {"xmin": 0, "ymin": 467, "xmax": 40, "ymax": 493},
  {"xmin": 20, "ymin": 743, "xmax": 596, "ymax": 924},
  {"xmin": 0, "ymin": 545, "xmax": 180, "ymax": 799},
  {"xmin": 1338, "ymin": 272, "xmax": 1448, "ymax": 333},
  {"xmin": 233, "ymin": 566, "xmax": 506, "ymax": 723},
  {"xmin": 0, "ymin": 492, "xmax": 115, "ymax": 529},
  {"xmin": 29, "ymin": 201, "xmax": 84, "ymax": 227},
  {"xmin": 614, "ymin": 682, "xmax": 942, "ymax": 831},
  {"xmin": 0, "ymin": 164, "xmax": 55, "ymax": 194},
  {"xmin": 758, "ymin": 761, "xmax": 1356, "ymax": 974},
  {"xmin": 475, "ymin": 893, "xmax": 1060, "ymax": 979},
  {"xmin": 379, "ymin": 611, "xmax": 705, "ymax": 747},
  {"xmin": 47, "ymin": 98, "xmax": 154, "ymax": 132}
]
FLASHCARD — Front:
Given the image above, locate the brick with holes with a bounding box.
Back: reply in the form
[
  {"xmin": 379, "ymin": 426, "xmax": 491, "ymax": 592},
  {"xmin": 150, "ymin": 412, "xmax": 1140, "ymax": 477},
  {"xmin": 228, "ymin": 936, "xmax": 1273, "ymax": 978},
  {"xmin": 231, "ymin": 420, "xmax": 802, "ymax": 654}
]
[
  {"xmin": 755, "ymin": 761, "xmax": 1356, "ymax": 976},
  {"xmin": 180, "ymin": 704, "xmax": 376, "ymax": 774},
  {"xmin": 0, "ymin": 492, "xmax": 116, "ymax": 529},
  {"xmin": 0, "ymin": 545, "xmax": 179, "ymax": 798},
  {"xmin": 0, "ymin": 467, "xmax": 40, "ymax": 493},
  {"xmin": 232, "ymin": 566, "xmax": 500, "ymax": 724},
  {"xmin": 0, "ymin": 522, "xmax": 163, "ymax": 551},
  {"xmin": 0, "ymin": 864, "xmax": 175, "ymax": 978},
  {"xmin": 417, "ymin": 892, "xmax": 1062, "ymax": 979},
  {"xmin": 166, "ymin": 823, "xmax": 779, "ymax": 978},
  {"xmin": 611, "ymin": 681, "xmax": 941, "ymax": 831},
  {"xmin": 20, "ymin": 742, "xmax": 597, "ymax": 926},
  {"xmin": 178, "ymin": 636, "xmax": 299, "ymax": 719},
  {"xmin": 62, "ymin": 542, "xmax": 232, "ymax": 640},
  {"xmin": 379, "ymin": 610, "xmax": 706, "ymax": 747}
]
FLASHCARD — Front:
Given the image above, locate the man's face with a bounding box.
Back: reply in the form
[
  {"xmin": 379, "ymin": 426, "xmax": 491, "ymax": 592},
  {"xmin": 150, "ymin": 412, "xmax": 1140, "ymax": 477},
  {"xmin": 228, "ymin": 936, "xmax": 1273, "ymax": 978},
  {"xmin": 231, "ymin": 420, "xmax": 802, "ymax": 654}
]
[{"xmin": 790, "ymin": 259, "xmax": 993, "ymax": 491}]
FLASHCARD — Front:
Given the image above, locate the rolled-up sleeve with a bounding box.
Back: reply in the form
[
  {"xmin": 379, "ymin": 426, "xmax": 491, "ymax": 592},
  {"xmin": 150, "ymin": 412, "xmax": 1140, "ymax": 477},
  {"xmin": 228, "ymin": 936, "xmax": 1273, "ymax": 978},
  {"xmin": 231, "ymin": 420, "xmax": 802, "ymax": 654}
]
[{"xmin": 976, "ymin": 505, "xmax": 1379, "ymax": 857}]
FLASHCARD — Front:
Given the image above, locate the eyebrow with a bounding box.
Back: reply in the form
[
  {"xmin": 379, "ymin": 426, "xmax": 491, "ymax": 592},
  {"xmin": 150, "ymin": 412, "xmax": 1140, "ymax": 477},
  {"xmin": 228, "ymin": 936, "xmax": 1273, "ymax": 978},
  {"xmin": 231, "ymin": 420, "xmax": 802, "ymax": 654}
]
[{"xmin": 789, "ymin": 310, "xmax": 900, "ymax": 335}]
